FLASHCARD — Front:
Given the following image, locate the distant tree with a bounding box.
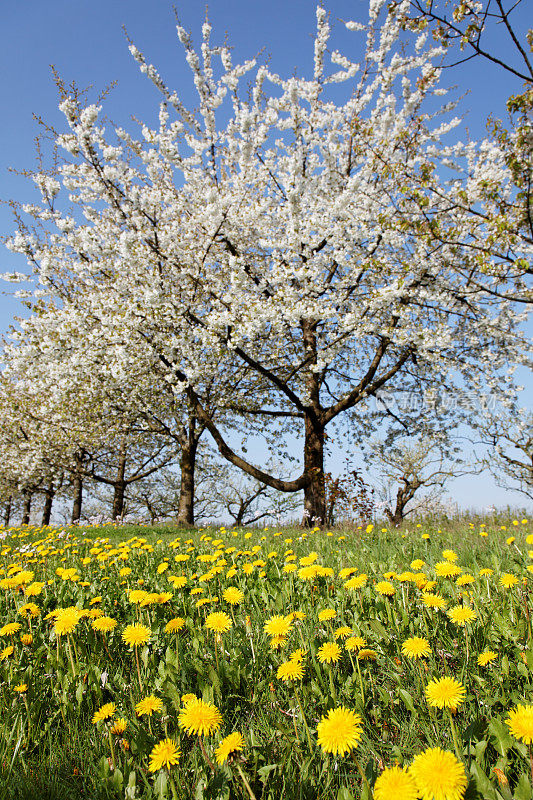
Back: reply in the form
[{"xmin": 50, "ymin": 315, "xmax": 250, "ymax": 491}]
[
  {"xmin": 198, "ymin": 461, "xmax": 302, "ymax": 527},
  {"xmin": 475, "ymin": 405, "xmax": 533, "ymax": 500},
  {"xmin": 370, "ymin": 434, "xmax": 472, "ymax": 525}
]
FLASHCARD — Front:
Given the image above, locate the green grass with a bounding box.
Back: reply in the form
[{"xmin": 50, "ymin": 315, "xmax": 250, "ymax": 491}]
[{"xmin": 0, "ymin": 513, "xmax": 531, "ymax": 799}]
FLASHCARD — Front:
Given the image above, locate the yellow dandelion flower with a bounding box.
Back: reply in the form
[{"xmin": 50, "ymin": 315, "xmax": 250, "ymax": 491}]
[
  {"xmin": 357, "ymin": 648, "xmax": 378, "ymax": 661},
  {"xmin": 477, "ymin": 651, "xmax": 497, "ymax": 666},
  {"xmin": 334, "ymin": 626, "xmax": 352, "ymax": 640},
  {"xmin": 447, "ymin": 606, "xmax": 477, "ymax": 626},
  {"xmin": 409, "ymin": 747, "xmax": 467, "ymax": 800},
  {"xmin": 422, "ymin": 593, "xmax": 447, "ymax": 610},
  {"xmin": 435, "ymin": 562, "xmax": 462, "ymax": 578},
  {"xmin": 92, "ymin": 616, "xmax": 117, "ymax": 633},
  {"xmin": 374, "ymin": 766, "xmax": 418, "ymax": 800},
  {"xmin": 165, "ymin": 617, "xmax": 185, "ymax": 633},
  {"xmin": 442, "ymin": 550, "xmax": 458, "ymax": 562},
  {"xmin": 317, "ymin": 641, "xmax": 341, "ymax": 664},
  {"xmin": 92, "ymin": 702, "xmax": 116, "ymax": 724},
  {"xmin": 277, "ymin": 660, "xmax": 305, "ymax": 681},
  {"xmin": 0, "ymin": 645, "xmax": 14, "ymax": 660},
  {"xmin": 283, "ymin": 563, "xmax": 297, "ymax": 573},
  {"xmin": 298, "ymin": 565, "xmax": 319, "ymax": 580},
  {"xmin": 456, "ymin": 575, "xmax": 475, "ymax": 587},
  {"xmin": 14, "ymin": 683, "xmax": 28, "ymax": 693},
  {"xmin": 128, "ymin": 589, "xmax": 147, "ymax": 604},
  {"xmin": 507, "ymin": 705, "xmax": 533, "ymax": 744},
  {"xmin": 215, "ymin": 732, "xmax": 245, "ymax": 765},
  {"xmin": 264, "ymin": 615, "xmax": 292, "ymax": 637},
  {"xmin": 17, "ymin": 603, "xmax": 40, "ymax": 618},
  {"xmin": 289, "ymin": 648, "xmax": 306, "ymax": 662},
  {"xmin": 402, "ymin": 637, "xmax": 431, "ymax": 659},
  {"xmin": 169, "ymin": 575, "xmax": 187, "ymax": 589},
  {"xmin": 122, "ymin": 624, "xmax": 150, "ymax": 648},
  {"xmin": 110, "ymin": 718, "xmax": 127, "ymax": 735},
  {"xmin": 318, "ymin": 609, "xmax": 336, "ymax": 621},
  {"xmin": 375, "ymin": 581, "xmax": 395, "ymax": 596},
  {"xmin": 345, "ymin": 636, "xmax": 367, "ymax": 652},
  {"xmin": 205, "ymin": 612, "xmax": 232, "ymax": 634},
  {"xmin": 425, "ymin": 677, "xmax": 466, "ymax": 711},
  {"xmin": 178, "ymin": 698, "xmax": 222, "ymax": 736},
  {"xmin": 500, "ymin": 573, "xmax": 519, "ymax": 589},
  {"xmin": 149, "ymin": 738, "xmax": 180, "ymax": 772},
  {"xmin": 222, "ymin": 587, "xmax": 244, "ymax": 605},
  {"xmin": 53, "ymin": 608, "xmax": 81, "ymax": 636},
  {"xmin": 344, "ymin": 574, "xmax": 368, "ymax": 590},
  {"xmin": 339, "ymin": 567, "xmax": 357, "ymax": 579},
  {"xmin": 20, "ymin": 633, "xmax": 33, "ymax": 645},
  {"xmin": 135, "ymin": 695, "xmax": 163, "ymax": 717},
  {"xmin": 316, "ymin": 707, "xmax": 362, "ymax": 756},
  {"xmin": 0, "ymin": 621, "xmax": 21, "ymax": 638}
]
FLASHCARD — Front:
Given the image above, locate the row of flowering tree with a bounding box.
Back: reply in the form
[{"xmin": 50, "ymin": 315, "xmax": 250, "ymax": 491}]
[{"xmin": 1, "ymin": 0, "xmax": 531, "ymax": 524}]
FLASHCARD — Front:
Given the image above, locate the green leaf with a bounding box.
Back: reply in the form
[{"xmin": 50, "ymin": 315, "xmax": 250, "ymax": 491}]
[
  {"xmin": 141, "ymin": 645, "xmax": 150, "ymax": 669},
  {"xmin": 97, "ymin": 755, "xmax": 110, "ymax": 781},
  {"xmin": 489, "ymin": 718, "xmax": 513, "ymax": 756},
  {"xmin": 125, "ymin": 770, "xmax": 137, "ymax": 800},
  {"xmin": 75, "ymin": 682, "xmax": 84, "ymax": 705},
  {"xmin": 111, "ymin": 768, "xmax": 124, "ymax": 792},
  {"xmin": 398, "ymin": 688, "xmax": 416, "ymax": 712},
  {"xmin": 258, "ymin": 764, "xmax": 279, "ymax": 786},
  {"xmin": 516, "ymin": 774, "xmax": 533, "ymax": 800},
  {"xmin": 337, "ymin": 788, "xmax": 354, "ymax": 800},
  {"xmin": 368, "ymin": 619, "xmax": 388, "ymax": 639},
  {"xmin": 469, "ymin": 761, "xmax": 499, "ymax": 800},
  {"xmin": 154, "ymin": 770, "xmax": 168, "ymax": 799}
]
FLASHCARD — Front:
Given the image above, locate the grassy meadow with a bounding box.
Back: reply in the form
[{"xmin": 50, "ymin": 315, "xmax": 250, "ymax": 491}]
[{"xmin": 0, "ymin": 514, "xmax": 532, "ymax": 799}]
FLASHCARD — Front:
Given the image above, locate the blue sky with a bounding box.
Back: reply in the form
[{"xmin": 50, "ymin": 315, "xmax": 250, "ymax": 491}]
[{"xmin": 0, "ymin": 0, "xmax": 531, "ymax": 512}]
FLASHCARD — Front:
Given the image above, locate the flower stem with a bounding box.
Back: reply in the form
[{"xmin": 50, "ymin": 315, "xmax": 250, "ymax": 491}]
[
  {"xmin": 352, "ymin": 752, "xmax": 371, "ymax": 796},
  {"xmin": 236, "ymin": 763, "xmax": 257, "ymax": 800},
  {"xmin": 168, "ymin": 769, "xmax": 180, "ymax": 800},
  {"xmin": 198, "ymin": 736, "xmax": 215, "ymax": 771},
  {"xmin": 135, "ymin": 645, "xmax": 143, "ymax": 695},
  {"xmin": 294, "ymin": 686, "xmax": 314, "ymax": 752},
  {"xmin": 355, "ymin": 655, "xmax": 365, "ymax": 706},
  {"xmin": 67, "ymin": 636, "xmax": 77, "ymax": 677},
  {"xmin": 448, "ymin": 710, "xmax": 462, "ymax": 760},
  {"xmin": 108, "ymin": 727, "xmax": 116, "ymax": 770},
  {"xmin": 327, "ymin": 665, "xmax": 336, "ymax": 700}
]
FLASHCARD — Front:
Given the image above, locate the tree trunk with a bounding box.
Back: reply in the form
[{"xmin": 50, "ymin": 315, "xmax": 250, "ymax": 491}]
[
  {"xmin": 386, "ymin": 480, "xmax": 420, "ymax": 527},
  {"xmin": 3, "ymin": 496, "xmax": 12, "ymax": 527},
  {"xmin": 41, "ymin": 482, "xmax": 55, "ymax": 526},
  {"xmin": 21, "ymin": 490, "xmax": 32, "ymax": 525},
  {"xmin": 176, "ymin": 441, "xmax": 197, "ymax": 527},
  {"xmin": 71, "ymin": 452, "xmax": 84, "ymax": 523},
  {"xmin": 112, "ymin": 442, "xmax": 128, "ymax": 520},
  {"xmin": 301, "ymin": 318, "xmax": 326, "ymax": 527},
  {"xmin": 325, "ymin": 477, "xmax": 340, "ymax": 527},
  {"xmin": 302, "ymin": 414, "xmax": 326, "ymax": 526}
]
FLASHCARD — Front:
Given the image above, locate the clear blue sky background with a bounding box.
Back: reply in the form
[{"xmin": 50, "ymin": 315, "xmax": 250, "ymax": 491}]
[{"xmin": 0, "ymin": 0, "xmax": 531, "ymax": 512}]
